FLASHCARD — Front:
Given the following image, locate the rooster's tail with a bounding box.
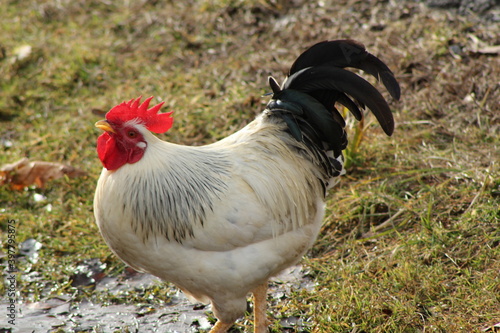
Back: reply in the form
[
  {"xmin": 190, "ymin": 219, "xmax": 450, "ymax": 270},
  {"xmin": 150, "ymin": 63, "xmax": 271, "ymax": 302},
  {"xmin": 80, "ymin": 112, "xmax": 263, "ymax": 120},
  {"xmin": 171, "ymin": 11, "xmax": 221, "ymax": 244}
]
[{"xmin": 265, "ymin": 39, "xmax": 400, "ymax": 186}]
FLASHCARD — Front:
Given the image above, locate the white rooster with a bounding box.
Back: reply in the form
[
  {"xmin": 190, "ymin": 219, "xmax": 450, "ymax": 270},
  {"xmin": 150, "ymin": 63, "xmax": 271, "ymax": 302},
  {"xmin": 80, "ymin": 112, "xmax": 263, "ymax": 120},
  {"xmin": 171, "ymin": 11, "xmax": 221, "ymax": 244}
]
[{"xmin": 94, "ymin": 39, "xmax": 400, "ymax": 332}]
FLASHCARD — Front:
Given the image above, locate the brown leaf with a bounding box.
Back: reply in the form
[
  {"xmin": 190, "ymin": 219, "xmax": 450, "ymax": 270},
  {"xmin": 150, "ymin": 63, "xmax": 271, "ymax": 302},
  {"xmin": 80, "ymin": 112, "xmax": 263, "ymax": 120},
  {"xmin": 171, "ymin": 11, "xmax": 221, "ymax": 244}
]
[{"xmin": 0, "ymin": 158, "xmax": 86, "ymax": 190}]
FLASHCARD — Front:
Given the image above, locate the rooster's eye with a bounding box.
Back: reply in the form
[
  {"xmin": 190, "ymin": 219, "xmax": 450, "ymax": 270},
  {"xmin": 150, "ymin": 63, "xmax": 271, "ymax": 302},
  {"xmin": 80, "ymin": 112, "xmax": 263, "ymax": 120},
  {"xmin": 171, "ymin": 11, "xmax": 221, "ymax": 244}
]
[{"xmin": 127, "ymin": 131, "xmax": 137, "ymax": 138}]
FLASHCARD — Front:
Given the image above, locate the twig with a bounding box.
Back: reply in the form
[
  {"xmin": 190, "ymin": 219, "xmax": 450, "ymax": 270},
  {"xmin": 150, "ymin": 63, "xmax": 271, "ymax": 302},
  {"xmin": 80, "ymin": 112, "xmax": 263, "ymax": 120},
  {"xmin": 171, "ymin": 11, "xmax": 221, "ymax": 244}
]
[
  {"xmin": 463, "ymin": 174, "xmax": 490, "ymax": 216},
  {"xmin": 360, "ymin": 208, "xmax": 406, "ymax": 239}
]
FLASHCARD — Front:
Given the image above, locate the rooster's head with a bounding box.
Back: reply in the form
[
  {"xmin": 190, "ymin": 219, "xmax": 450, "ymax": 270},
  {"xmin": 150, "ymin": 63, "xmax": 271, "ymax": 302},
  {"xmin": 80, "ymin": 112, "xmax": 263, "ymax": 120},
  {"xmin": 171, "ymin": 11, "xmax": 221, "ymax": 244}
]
[{"xmin": 95, "ymin": 96, "xmax": 173, "ymax": 170}]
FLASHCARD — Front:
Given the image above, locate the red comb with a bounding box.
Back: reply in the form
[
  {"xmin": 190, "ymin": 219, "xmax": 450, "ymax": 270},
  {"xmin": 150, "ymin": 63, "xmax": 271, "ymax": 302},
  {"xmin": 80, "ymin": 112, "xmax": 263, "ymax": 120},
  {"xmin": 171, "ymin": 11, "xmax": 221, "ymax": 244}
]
[{"xmin": 105, "ymin": 96, "xmax": 173, "ymax": 133}]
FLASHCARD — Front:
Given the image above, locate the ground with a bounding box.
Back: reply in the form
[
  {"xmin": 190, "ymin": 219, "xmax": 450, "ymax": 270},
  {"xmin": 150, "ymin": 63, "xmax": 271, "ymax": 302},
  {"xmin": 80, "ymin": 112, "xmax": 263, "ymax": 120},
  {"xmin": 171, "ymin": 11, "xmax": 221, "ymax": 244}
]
[{"xmin": 0, "ymin": 0, "xmax": 499, "ymax": 332}]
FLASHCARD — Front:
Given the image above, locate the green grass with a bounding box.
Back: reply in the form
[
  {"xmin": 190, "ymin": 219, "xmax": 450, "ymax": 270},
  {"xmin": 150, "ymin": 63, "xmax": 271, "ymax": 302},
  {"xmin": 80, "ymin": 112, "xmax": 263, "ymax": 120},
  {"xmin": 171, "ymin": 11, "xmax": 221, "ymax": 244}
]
[{"xmin": 1, "ymin": 0, "xmax": 499, "ymax": 332}]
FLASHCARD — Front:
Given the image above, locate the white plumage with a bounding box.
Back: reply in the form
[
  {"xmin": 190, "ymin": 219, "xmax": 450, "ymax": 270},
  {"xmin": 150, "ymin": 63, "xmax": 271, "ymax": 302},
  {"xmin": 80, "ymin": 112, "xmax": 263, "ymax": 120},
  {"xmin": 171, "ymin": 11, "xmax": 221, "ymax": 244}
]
[
  {"xmin": 94, "ymin": 40, "xmax": 399, "ymax": 332},
  {"xmin": 95, "ymin": 114, "xmax": 327, "ymax": 321}
]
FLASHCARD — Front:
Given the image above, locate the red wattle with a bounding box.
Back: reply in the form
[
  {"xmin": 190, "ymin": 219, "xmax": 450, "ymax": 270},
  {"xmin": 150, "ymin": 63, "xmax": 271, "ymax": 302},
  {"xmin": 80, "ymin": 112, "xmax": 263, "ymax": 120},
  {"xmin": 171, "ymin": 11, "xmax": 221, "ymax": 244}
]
[{"xmin": 97, "ymin": 133, "xmax": 128, "ymax": 171}]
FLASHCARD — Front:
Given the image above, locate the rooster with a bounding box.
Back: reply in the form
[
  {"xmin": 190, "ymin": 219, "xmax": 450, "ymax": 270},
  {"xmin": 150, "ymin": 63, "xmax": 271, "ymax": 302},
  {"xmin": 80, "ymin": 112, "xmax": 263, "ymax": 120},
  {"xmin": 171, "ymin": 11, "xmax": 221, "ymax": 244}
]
[{"xmin": 94, "ymin": 39, "xmax": 400, "ymax": 332}]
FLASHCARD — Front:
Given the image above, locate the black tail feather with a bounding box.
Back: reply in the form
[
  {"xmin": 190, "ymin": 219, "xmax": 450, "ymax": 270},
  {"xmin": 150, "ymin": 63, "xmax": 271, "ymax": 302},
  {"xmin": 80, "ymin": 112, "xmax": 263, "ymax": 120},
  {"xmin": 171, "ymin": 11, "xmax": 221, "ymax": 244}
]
[
  {"xmin": 288, "ymin": 39, "xmax": 401, "ymax": 101},
  {"xmin": 288, "ymin": 39, "xmax": 367, "ymax": 74},
  {"xmin": 356, "ymin": 53, "xmax": 401, "ymax": 101},
  {"xmin": 265, "ymin": 39, "xmax": 400, "ymax": 175},
  {"xmin": 283, "ymin": 66, "xmax": 395, "ymax": 136},
  {"xmin": 337, "ymin": 93, "xmax": 363, "ymax": 121}
]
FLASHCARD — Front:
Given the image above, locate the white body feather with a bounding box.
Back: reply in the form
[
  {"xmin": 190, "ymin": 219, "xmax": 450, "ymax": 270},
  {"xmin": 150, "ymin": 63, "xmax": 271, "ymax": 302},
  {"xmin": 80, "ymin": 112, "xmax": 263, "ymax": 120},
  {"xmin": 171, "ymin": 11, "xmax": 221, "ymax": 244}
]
[{"xmin": 94, "ymin": 113, "xmax": 342, "ymax": 322}]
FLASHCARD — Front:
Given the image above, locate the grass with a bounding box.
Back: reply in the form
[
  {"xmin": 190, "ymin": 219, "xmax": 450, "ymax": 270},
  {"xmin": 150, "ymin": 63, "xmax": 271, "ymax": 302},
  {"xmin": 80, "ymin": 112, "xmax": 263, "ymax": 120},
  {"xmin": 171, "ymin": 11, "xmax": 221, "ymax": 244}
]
[{"xmin": 1, "ymin": 0, "xmax": 499, "ymax": 332}]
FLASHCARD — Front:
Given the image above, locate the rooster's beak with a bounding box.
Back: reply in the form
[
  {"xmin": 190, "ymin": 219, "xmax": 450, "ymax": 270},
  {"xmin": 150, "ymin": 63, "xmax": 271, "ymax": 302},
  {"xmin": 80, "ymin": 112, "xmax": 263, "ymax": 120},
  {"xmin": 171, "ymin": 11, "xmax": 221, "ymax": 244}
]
[{"xmin": 95, "ymin": 120, "xmax": 115, "ymax": 133}]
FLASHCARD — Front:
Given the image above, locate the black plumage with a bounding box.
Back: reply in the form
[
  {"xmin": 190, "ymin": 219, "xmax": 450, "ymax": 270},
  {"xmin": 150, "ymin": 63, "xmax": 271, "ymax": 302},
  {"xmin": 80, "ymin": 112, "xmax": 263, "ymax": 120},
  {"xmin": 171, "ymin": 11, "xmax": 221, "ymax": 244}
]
[{"xmin": 266, "ymin": 39, "xmax": 400, "ymax": 167}]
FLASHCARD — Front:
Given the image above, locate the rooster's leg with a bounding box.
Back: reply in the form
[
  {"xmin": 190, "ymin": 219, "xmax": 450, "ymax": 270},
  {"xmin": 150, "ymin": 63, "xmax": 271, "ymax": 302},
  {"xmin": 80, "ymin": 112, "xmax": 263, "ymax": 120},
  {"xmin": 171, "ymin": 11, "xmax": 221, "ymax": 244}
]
[
  {"xmin": 209, "ymin": 320, "xmax": 233, "ymax": 333},
  {"xmin": 252, "ymin": 280, "xmax": 270, "ymax": 333}
]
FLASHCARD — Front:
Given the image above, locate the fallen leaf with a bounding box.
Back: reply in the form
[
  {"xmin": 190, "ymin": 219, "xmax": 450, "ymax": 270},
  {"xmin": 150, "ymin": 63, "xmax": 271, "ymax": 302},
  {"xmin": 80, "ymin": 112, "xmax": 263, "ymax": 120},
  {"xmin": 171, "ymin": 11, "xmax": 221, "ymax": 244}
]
[
  {"xmin": 25, "ymin": 297, "xmax": 69, "ymax": 312},
  {"xmin": 0, "ymin": 157, "xmax": 86, "ymax": 190}
]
